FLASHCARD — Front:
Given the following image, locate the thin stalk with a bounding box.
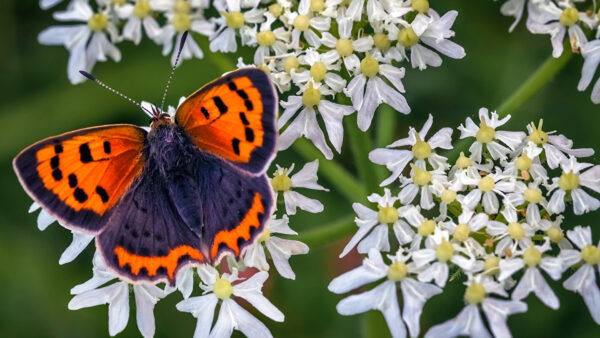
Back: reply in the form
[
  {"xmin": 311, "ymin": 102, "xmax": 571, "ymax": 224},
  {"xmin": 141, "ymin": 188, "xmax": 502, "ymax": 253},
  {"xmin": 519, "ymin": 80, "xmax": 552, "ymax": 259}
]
[
  {"xmin": 296, "ymin": 215, "xmax": 355, "ymax": 247},
  {"xmin": 345, "ymin": 113, "xmax": 381, "ymax": 195}
]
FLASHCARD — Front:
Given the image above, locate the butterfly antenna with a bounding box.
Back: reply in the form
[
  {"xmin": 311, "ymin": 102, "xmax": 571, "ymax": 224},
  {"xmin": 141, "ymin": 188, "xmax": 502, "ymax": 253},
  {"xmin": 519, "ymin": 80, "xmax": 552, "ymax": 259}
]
[
  {"xmin": 159, "ymin": 31, "xmax": 189, "ymax": 114},
  {"xmin": 79, "ymin": 70, "xmax": 153, "ymax": 117}
]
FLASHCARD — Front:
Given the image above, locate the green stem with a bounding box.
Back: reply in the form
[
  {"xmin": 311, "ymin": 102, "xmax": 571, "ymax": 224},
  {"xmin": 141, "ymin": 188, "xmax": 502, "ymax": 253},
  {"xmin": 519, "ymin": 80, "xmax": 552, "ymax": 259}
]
[
  {"xmin": 374, "ymin": 105, "xmax": 398, "ymax": 184},
  {"xmin": 445, "ymin": 47, "xmax": 574, "ymax": 162},
  {"xmin": 293, "ymin": 138, "xmax": 367, "ymax": 203},
  {"xmin": 296, "ymin": 215, "xmax": 355, "ymax": 247},
  {"xmin": 345, "ymin": 114, "xmax": 380, "ymax": 195}
]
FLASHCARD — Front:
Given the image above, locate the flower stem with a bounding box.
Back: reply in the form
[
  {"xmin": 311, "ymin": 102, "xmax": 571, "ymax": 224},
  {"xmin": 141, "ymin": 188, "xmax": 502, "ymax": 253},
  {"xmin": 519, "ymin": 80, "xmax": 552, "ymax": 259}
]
[
  {"xmin": 445, "ymin": 47, "xmax": 574, "ymax": 162},
  {"xmin": 345, "ymin": 113, "xmax": 381, "ymax": 195},
  {"xmin": 293, "ymin": 138, "xmax": 368, "ymax": 203},
  {"xmin": 295, "ymin": 215, "xmax": 355, "ymax": 247},
  {"xmin": 374, "ymin": 105, "xmax": 398, "ymax": 183}
]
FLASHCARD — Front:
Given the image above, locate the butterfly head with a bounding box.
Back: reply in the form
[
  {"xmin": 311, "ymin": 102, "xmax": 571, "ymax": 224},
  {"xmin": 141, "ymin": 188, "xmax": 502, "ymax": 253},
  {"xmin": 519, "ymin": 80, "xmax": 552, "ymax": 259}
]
[{"xmin": 149, "ymin": 105, "xmax": 173, "ymax": 129}]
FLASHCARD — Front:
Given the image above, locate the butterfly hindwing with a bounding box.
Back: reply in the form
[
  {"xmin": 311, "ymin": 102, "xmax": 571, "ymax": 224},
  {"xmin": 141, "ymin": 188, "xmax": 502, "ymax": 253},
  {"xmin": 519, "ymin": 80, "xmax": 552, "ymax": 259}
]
[
  {"xmin": 13, "ymin": 125, "xmax": 146, "ymax": 234},
  {"xmin": 96, "ymin": 165, "xmax": 207, "ymax": 285},
  {"xmin": 175, "ymin": 68, "xmax": 277, "ymax": 175}
]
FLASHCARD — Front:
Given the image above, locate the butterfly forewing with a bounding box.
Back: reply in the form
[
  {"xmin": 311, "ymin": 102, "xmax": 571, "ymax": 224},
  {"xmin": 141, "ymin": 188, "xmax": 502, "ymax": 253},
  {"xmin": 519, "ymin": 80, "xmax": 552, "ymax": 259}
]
[{"xmin": 13, "ymin": 125, "xmax": 147, "ymax": 234}]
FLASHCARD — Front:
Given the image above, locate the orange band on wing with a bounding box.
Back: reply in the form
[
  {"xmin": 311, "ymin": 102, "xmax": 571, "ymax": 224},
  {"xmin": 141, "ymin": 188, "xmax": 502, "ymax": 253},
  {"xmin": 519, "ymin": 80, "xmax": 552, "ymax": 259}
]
[
  {"xmin": 114, "ymin": 245, "xmax": 205, "ymax": 279},
  {"xmin": 211, "ymin": 192, "xmax": 264, "ymax": 259}
]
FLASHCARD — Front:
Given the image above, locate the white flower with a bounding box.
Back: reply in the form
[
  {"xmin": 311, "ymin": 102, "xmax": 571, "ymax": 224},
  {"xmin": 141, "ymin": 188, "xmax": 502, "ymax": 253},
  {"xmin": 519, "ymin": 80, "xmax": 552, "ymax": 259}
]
[
  {"xmin": 329, "ymin": 249, "xmax": 442, "ymax": 338},
  {"xmin": 458, "ymin": 108, "xmax": 525, "ymax": 162},
  {"xmin": 210, "ymin": 0, "xmax": 265, "ymax": 53},
  {"xmin": 320, "ymin": 16, "xmax": 373, "ymax": 71},
  {"xmin": 388, "ymin": 10, "xmax": 466, "ymax": 70},
  {"xmin": 176, "ymin": 267, "xmax": 284, "ymax": 337},
  {"xmin": 557, "ymin": 226, "xmax": 600, "ymax": 324},
  {"xmin": 284, "ymin": 0, "xmax": 331, "ymax": 48},
  {"xmin": 499, "ymin": 0, "xmax": 526, "ymax": 32},
  {"xmin": 504, "ymin": 141, "xmax": 547, "ymax": 182},
  {"xmin": 340, "ymin": 189, "xmax": 416, "ymax": 257},
  {"xmin": 460, "ymin": 169, "xmax": 516, "ymax": 214},
  {"xmin": 525, "ymin": 119, "xmax": 594, "ymax": 169},
  {"xmin": 243, "ymin": 216, "xmax": 309, "ymax": 279},
  {"xmin": 487, "ymin": 207, "xmax": 535, "ymax": 255},
  {"xmin": 278, "ymin": 82, "xmax": 355, "ymax": 158},
  {"xmin": 116, "ymin": 0, "xmax": 163, "ymax": 45},
  {"xmin": 548, "ymin": 156, "xmax": 600, "ymax": 215},
  {"xmin": 425, "ymin": 276, "xmax": 527, "ymax": 338},
  {"xmin": 578, "ymin": 40, "xmax": 600, "ymax": 104},
  {"xmin": 38, "ymin": 0, "xmax": 121, "ymax": 84},
  {"xmin": 497, "ymin": 240, "xmax": 563, "ymax": 309},
  {"xmin": 271, "ymin": 160, "xmax": 329, "ymax": 215},
  {"xmin": 345, "ymin": 52, "xmax": 410, "ymax": 131},
  {"xmin": 399, "ymin": 164, "xmax": 447, "ymax": 210},
  {"xmin": 412, "ymin": 228, "xmax": 483, "ymax": 287},
  {"xmin": 68, "ymin": 252, "xmax": 166, "ymax": 338},
  {"xmin": 526, "ymin": 1, "xmax": 588, "ymax": 58},
  {"xmin": 156, "ymin": 1, "xmax": 214, "ymax": 65},
  {"xmin": 253, "ymin": 13, "xmax": 290, "ymax": 64},
  {"xmin": 369, "ymin": 114, "xmax": 452, "ymax": 186},
  {"xmin": 506, "ymin": 180, "xmax": 549, "ymax": 228},
  {"xmin": 293, "ymin": 48, "xmax": 347, "ymax": 93}
]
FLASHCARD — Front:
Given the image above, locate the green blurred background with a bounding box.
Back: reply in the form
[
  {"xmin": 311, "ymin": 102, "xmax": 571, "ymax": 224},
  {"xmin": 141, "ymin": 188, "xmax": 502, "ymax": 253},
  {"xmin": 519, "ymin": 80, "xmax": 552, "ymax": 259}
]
[{"xmin": 1, "ymin": 1, "xmax": 600, "ymax": 337}]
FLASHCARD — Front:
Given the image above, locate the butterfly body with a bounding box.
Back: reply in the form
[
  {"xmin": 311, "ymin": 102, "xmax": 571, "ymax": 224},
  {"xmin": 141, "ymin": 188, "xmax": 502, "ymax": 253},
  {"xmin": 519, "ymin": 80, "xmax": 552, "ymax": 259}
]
[{"xmin": 14, "ymin": 68, "xmax": 277, "ymax": 285}]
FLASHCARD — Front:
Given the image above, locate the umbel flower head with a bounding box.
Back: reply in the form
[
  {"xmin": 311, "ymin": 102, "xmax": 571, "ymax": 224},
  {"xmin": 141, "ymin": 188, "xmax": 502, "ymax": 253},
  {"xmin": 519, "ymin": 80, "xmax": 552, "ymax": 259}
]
[{"xmin": 330, "ymin": 109, "xmax": 600, "ymax": 337}]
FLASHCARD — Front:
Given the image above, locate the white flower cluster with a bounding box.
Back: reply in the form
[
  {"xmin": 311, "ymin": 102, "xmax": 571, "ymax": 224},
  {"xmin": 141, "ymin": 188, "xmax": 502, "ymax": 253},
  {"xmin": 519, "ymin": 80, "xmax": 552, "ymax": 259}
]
[
  {"xmin": 496, "ymin": 0, "xmax": 600, "ymax": 103},
  {"xmin": 329, "ymin": 109, "xmax": 600, "ymax": 337},
  {"xmin": 39, "ymin": 0, "xmax": 465, "ymax": 159},
  {"xmin": 27, "ymin": 121, "xmax": 327, "ymax": 337}
]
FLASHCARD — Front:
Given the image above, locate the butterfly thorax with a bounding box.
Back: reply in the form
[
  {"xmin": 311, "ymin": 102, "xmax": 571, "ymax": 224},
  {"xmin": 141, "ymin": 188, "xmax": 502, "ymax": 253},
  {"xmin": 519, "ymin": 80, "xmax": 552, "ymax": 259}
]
[{"xmin": 146, "ymin": 123, "xmax": 200, "ymax": 177}]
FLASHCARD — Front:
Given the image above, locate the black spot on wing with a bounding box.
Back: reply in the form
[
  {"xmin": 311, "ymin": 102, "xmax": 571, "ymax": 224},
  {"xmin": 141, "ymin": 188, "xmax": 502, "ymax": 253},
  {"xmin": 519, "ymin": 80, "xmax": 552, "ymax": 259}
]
[
  {"xmin": 54, "ymin": 144, "xmax": 63, "ymax": 154},
  {"xmin": 103, "ymin": 141, "xmax": 111, "ymax": 154},
  {"xmin": 244, "ymin": 99, "xmax": 253, "ymax": 111},
  {"xmin": 213, "ymin": 96, "xmax": 228, "ymax": 114},
  {"xmin": 201, "ymin": 107, "xmax": 210, "ymax": 119},
  {"xmin": 50, "ymin": 156, "xmax": 59, "ymax": 169},
  {"xmin": 52, "ymin": 169, "xmax": 62, "ymax": 181},
  {"xmin": 232, "ymin": 138, "xmax": 240, "ymax": 155},
  {"xmin": 79, "ymin": 143, "xmax": 93, "ymax": 163},
  {"xmin": 74, "ymin": 187, "xmax": 88, "ymax": 203},
  {"xmin": 239, "ymin": 112, "xmax": 249, "ymax": 125},
  {"xmin": 245, "ymin": 127, "xmax": 255, "ymax": 142},
  {"xmin": 236, "ymin": 89, "xmax": 248, "ymax": 100},
  {"xmin": 228, "ymin": 81, "xmax": 237, "ymax": 91},
  {"xmin": 68, "ymin": 173, "xmax": 78, "ymax": 188},
  {"xmin": 96, "ymin": 186, "xmax": 109, "ymax": 203}
]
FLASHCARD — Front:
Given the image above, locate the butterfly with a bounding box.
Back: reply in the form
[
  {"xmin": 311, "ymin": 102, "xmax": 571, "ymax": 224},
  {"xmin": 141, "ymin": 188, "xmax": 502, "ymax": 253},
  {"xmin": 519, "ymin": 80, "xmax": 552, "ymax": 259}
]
[{"xmin": 13, "ymin": 68, "xmax": 278, "ymax": 286}]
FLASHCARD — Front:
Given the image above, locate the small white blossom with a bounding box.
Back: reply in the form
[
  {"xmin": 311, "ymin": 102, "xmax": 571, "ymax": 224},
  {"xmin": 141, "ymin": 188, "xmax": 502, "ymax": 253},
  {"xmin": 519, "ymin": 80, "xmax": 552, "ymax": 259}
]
[
  {"xmin": 548, "ymin": 156, "xmax": 600, "ymax": 215},
  {"xmin": 271, "ymin": 160, "xmax": 329, "ymax": 215}
]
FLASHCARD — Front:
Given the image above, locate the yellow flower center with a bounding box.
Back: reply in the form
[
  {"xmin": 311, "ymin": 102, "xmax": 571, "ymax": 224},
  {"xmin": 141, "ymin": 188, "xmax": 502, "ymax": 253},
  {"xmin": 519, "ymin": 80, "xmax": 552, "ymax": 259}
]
[
  {"xmin": 387, "ymin": 261, "xmax": 408, "ymax": 281},
  {"xmin": 378, "ymin": 205, "xmax": 399, "ymax": 224},
  {"xmin": 293, "ymin": 15, "xmax": 311, "ymax": 31},
  {"xmin": 523, "ymin": 188, "xmax": 542, "ymax": 204},
  {"xmin": 418, "ymin": 219, "xmax": 436, "ymax": 236},
  {"xmin": 133, "ymin": 0, "xmax": 151, "ymax": 18},
  {"xmin": 515, "ymin": 153, "xmax": 532, "ymax": 171},
  {"xmin": 268, "ymin": 3, "xmax": 283, "ymax": 17},
  {"xmin": 441, "ymin": 190, "xmax": 457, "ymax": 204},
  {"xmin": 478, "ymin": 176, "xmax": 495, "ymax": 193},
  {"xmin": 224, "ymin": 11, "xmax": 245, "ymax": 29},
  {"xmin": 581, "ymin": 245, "xmax": 600, "ymax": 265},
  {"xmin": 523, "ymin": 246, "xmax": 542, "ymax": 267},
  {"xmin": 284, "ymin": 55, "xmax": 300, "ymax": 74},
  {"xmin": 454, "ymin": 224, "xmax": 471, "ymax": 242},
  {"xmin": 213, "ymin": 277, "xmax": 233, "ymax": 300},
  {"xmin": 257, "ymin": 30, "xmax": 276, "ymax": 46},
  {"xmin": 464, "ymin": 282, "xmax": 486, "ymax": 305},
  {"xmin": 373, "ymin": 32, "xmax": 390, "ymax": 51},
  {"xmin": 310, "ymin": 61, "xmax": 327, "ymax": 82},
  {"xmin": 435, "ymin": 240, "xmax": 454, "ymax": 262},
  {"xmin": 483, "ymin": 256, "xmax": 499, "ymax": 274},
  {"xmin": 507, "ymin": 222, "xmax": 525, "ymax": 240},
  {"xmin": 456, "ymin": 152, "xmax": 472, "ymax": 169},
  {"xmin": 559, "ymin": 7, "xmax": 579, "ymax": 27},
  {"xmin": 174, "ymin": 0, "xmax": 191, "ymax": 13},
  {"xmin": 302, "ymin": 83, "xmax": 321, "ymax": 108},
  {"xmin": 528, "ymin": 119, "xmax": 549, "ymax": 145},
  {"xmin": 476, "ymin": 118, "xmax": 495, "ymax": 144},
  {"xmin": 173, "ymin": 13, "xmax": 191, "ymax": 32},
  {"xmin": 558, "ymin": 171, "xmax": 580, "ymax": 191},
  {"xmin": 360, "ymin": 53, "xmax": 379, "ymax": 78},
  {"xmin": 547, "ymin": 226, "xmax": 564, "ymax": 243},
  {"xmin": 336, "ymin": 38, "xmax": 354, "ymax": 57},
  {"xmin": 87, "ymin": 13, "xmax": 108, "ymax": 32},
  {"xmin": 411, "ymin": 133, "xmax": 431, "ymax": 160},
  {"xmin": 258, "ymin": 228, "xmax": 271, "ymax": 243},
  {"xmin": 397, "ymin": 27, "xmax": 419, "ymax": 47},
  {"xmin": 271, "ymin": 170, "xmax": 292, "ymax": 191},
  {"xmin": 411, "ymin": 164, "xmax": 431, "ymax": 186},
  {"xmin": 310, "ymin": 0, "xmax": 326, "ymax": 13},
  {"xmin": 412, "ymin": 0, "xmax": 430, "ymax": 14},
  {"xmin": 257, "ymin": 63, "xmax": 271, "ymax": 74}
]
